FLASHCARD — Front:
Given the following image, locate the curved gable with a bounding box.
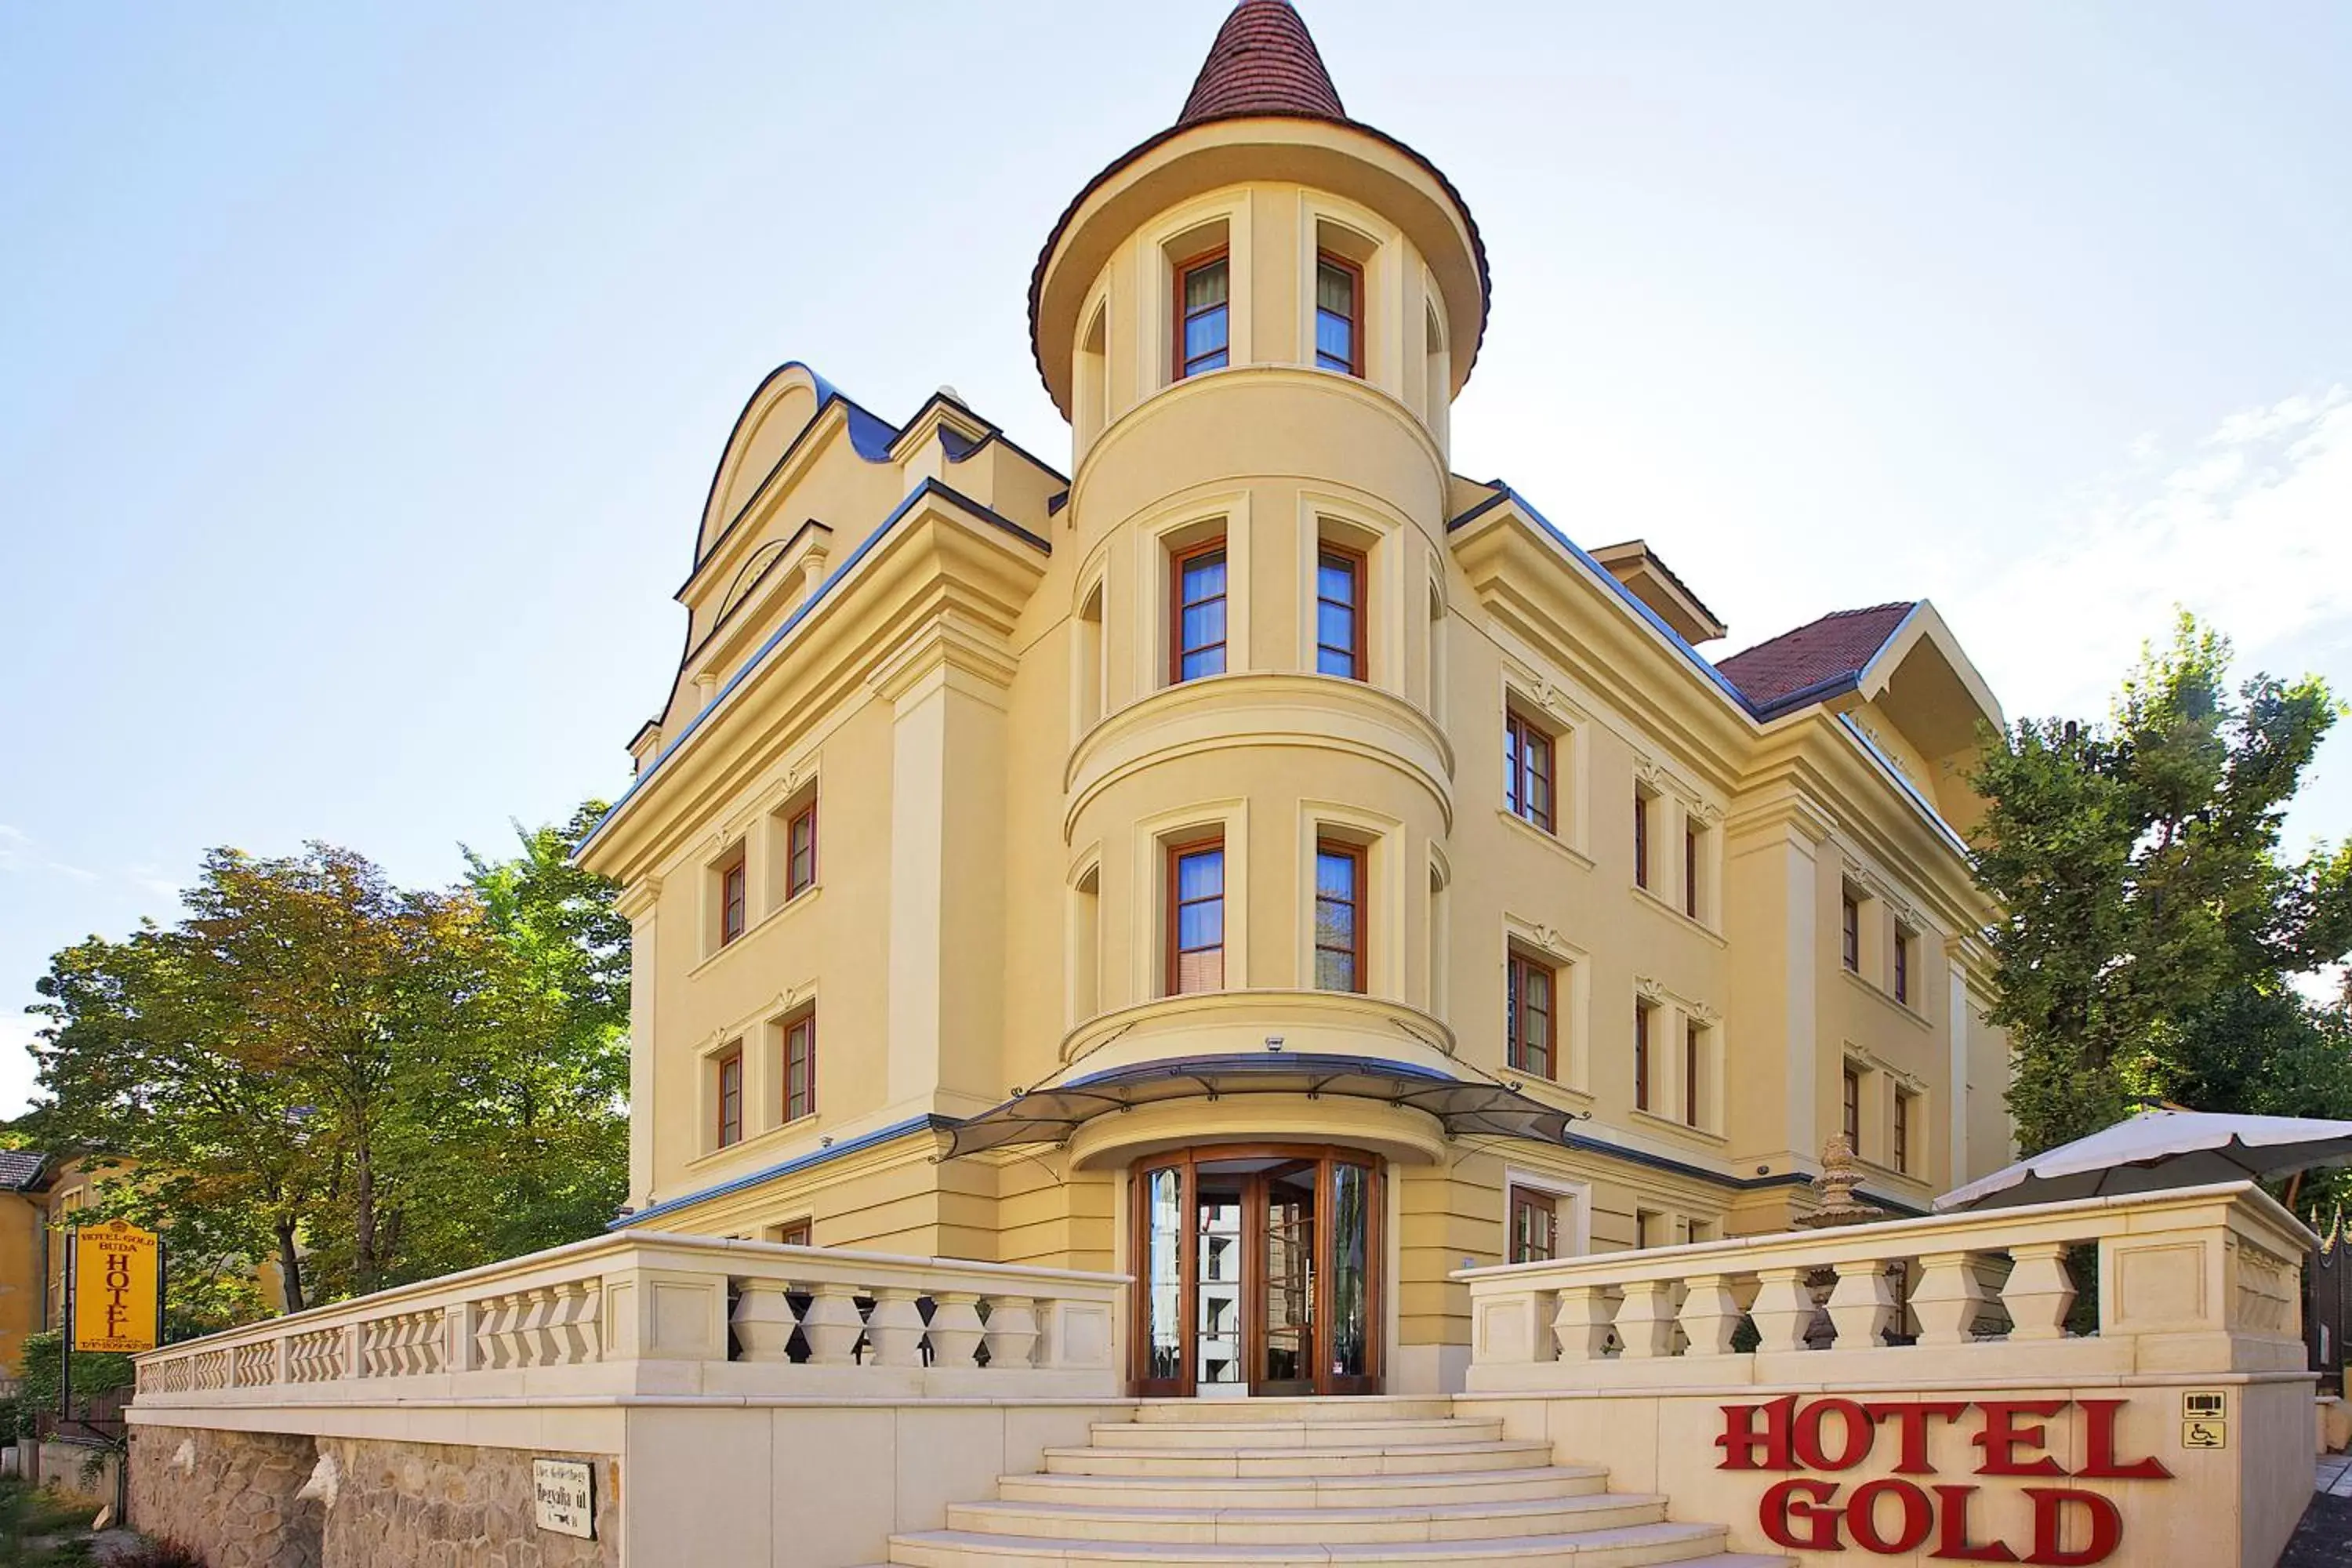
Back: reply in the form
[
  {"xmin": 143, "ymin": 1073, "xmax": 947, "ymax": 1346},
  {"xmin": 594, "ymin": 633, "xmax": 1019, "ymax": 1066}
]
[{"xmin": 699, "ymin": 364, "xmax": 829, "ymax": 561}]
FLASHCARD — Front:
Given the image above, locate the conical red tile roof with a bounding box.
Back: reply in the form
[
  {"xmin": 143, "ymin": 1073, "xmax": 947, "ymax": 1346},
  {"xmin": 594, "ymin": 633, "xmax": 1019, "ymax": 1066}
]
[{"xmin": 1178, "ymin": 0, "xmax": 1346, "ymax": 127}]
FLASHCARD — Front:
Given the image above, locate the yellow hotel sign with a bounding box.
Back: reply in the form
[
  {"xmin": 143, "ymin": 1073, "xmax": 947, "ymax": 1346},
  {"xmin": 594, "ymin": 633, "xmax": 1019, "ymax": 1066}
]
[{"xmin": 73, "ymin": 1221, "xmax": 160, "ymax": 1353}]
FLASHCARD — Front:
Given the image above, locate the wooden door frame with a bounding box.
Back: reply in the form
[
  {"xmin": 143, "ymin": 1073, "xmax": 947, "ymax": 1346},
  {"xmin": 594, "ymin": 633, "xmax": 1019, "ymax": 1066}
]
[{"xmin": 1127, "ymin": 1143, "xmax": 1385, "ymax": 1398}]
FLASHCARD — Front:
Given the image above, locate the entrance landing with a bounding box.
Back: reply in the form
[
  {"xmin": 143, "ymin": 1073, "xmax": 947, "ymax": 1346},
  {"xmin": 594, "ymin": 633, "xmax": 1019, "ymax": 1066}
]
[{"xmin": 869, "ymin": 1396, "xmax": 1791, "ymax": 1566}]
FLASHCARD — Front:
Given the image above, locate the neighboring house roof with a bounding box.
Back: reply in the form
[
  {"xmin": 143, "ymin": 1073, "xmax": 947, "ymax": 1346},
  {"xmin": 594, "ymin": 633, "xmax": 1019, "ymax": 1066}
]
[
  {"xmin": 1714, "ymin": 602, "xmax": 1918, "ymax": 713},
  {"xmin": 1178, "ymin": 0, "xmax": 1346, "ymax": 125},
  {"xmin": 0, "ymin": 1149, "xmax": 50, "ymax": 1192}
]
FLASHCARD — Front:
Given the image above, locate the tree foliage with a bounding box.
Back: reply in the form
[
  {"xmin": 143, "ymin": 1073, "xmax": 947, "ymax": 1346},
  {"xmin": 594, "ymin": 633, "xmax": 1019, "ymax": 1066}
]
[
  {"xmin": 1969, "ymin": 615, "xmax": 2352, "ymax": 1167},
  {"xmin": 26, "ymin": 803, "xmax": 626, "ymax": 1321}
]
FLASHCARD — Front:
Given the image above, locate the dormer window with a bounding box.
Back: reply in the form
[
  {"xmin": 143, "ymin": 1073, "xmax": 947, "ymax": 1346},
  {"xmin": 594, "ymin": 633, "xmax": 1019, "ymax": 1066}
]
[
  {"xmin": 1177, "ymin": 250, "xmax": 1230, "ymax": 378},
  {"xmin": 1315, "ymin": 253, "xmax": 1361, "ymax": 375}
]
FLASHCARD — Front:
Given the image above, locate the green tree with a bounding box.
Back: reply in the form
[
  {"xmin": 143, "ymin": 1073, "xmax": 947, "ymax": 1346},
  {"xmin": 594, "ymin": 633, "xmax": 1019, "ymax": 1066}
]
[
  {"xmin": 27, "ymin": 804, "xmax": 628, "ymax": 1321},
  {"xmin": 1969, "ymin": 615, "xmax": 2352, "ymax": 1160}
]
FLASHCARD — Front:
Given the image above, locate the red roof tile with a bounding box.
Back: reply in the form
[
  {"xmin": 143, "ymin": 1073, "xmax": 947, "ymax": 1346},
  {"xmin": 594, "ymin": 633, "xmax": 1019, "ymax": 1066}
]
[
  {"xmin": 1715, "ymin": 602, "xmax": 1917, "ymax": 711},
  {"xmin": 1178, "ymin": 1, "xmax": 1345, "ymax": 127}
]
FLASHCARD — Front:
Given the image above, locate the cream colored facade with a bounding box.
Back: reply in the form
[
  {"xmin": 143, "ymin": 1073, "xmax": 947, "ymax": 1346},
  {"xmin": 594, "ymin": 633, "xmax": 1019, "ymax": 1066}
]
[{"xmin": 576, "ymin": 0, "xmax": 2015, "ymax": 1399}]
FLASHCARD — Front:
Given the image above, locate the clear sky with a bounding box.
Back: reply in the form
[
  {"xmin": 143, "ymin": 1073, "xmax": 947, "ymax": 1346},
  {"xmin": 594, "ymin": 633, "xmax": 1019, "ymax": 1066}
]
[{"xmin": 4, "ymin": 2, "xmax": 2348, "ymax": 1119}]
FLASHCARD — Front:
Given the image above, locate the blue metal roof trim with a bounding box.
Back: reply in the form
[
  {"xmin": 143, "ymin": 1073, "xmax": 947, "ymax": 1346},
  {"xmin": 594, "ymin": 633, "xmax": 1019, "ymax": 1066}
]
[
  {"xmin": 578, "ymin": 477, "xmax": 1050, "ymax": 858},
  {"xmin": 1446, "ymin": 483, "xmax": 1762, "ymax": 717},
  {"xmin": 610, "ymin": 1114, "xmax": 957, "ymax": 1229}
]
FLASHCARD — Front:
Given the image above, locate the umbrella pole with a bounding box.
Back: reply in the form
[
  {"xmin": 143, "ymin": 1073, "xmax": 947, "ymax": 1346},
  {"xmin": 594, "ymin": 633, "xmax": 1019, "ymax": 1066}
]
[{"xmin": 2288, "ymin": 1171, "xmax": 2306, "ymax": 1213}]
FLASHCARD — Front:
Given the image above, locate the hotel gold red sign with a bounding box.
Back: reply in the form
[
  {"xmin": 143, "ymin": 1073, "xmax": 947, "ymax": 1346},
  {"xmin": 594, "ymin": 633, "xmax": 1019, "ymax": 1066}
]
[
  {"xmin": 1718, "ymin": 1396, "xmax": 2172, "ymax": 1564},
  {"xmin": 72, "ymin": 1221, "xmax": 161, "ymax": 1354}
]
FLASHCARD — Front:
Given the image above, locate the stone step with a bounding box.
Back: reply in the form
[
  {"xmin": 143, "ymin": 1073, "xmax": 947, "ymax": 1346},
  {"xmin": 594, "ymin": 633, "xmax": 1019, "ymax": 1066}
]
[
  {"xmin": 995, "ymin": 1463, "xmax": 1612, "ymax": 1511},
  {"xmin": 887, "ymin": 1520, "xmax": 1735, "ymax": 1567},
  {"xmin": 1087, "ymin": 1417, "xmax": 1502, "ymax": 1450},
  {"xmin": 1131, "ymin": 1397, "xmax": 1457, "ymax": 1425},
  {"xmin": 946, "ymin": 1488, "xmax": 1671, "ymax": 1544},
  {"xmin": 1040, "ymin": 1439, "xmax": 1555, "ymax": 1479}
]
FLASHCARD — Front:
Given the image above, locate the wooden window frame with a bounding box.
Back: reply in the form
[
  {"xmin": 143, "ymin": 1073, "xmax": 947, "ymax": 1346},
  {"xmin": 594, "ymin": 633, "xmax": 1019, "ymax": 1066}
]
[
  {"xmin": 786, "ymin": 800, "xmax": 818, "ymax": 900},
  {"xmin": 1633, "ymin": 791, "xmax": 1651, "ymax": 891},
  {"xmin": 1313, "ymin": 543, "xmax": 1366, "ymax": 680},
  {"xmin": 1504, "ymin": 710, "xmax": 1555, "ymax": 833},
  {"xmin": 774, "ymin": 1218, "xmax": 812, "ymax": 1247},
  {"xmin": 1684, "ymin": 1017, "xmax": 1702, "ymax": 1127},
  {"xmin": 1312, "ymin": 838, "xmax": 1367, "ymax": 995},
  {"xmin": 1174, "ymin": 246, "xmax": 1232, "ymax": 381},
  {"xmin": 1166, "ymin": 834, "xmax": 1227, "ymax": 996},
  {"xmin": 719, "ymin": 848, "xmax": 747, "ymax": 946},
  {"xmin": 782, "ymin": 1009, "xmax": 817, "ymax": 1124},
  {"xmin": 716, "ymin": 1044, "xmax": 744, "ymax": 1149},
  {"xmin": 1313, "ymin": 251, "xmax": 1363, "ymax": 377},
  {"xmin": 1842, "ymin": 892, "xmax": 1861, "ymax": 973},
  {"xmin": 1893, "ymin": 927, "xmax": 1911, "ymax": 1005},
  {"xmin": 1508, "ymin": 1188, "xmax": 1559, "ymax": 1265},
  {"xmin": 1893, "ymin": 1088, "xmax": 1914, "ymax": 1174},
  {"xmin": 1634, "ymin": 1000, "xmax": 1653, "ymax": 1113},
  {"xmin": 1169, "ymin": 537, "xmax": 1229, "ymax": 684},
  {"xmin": 1684, "ymin": 823, "xmax": 1700, "ymax": 919},
  {"xmin": 1842, "ymin": 1064, "xmax": 1864, "ymax": 1149},
  {"xmin": 1504, "ymin": 949, "xmax": 1557, "ymax": 1080}
]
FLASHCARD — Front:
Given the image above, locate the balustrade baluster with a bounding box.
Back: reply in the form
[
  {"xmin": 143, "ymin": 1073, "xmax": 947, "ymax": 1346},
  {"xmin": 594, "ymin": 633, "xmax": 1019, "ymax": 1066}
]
[
  {"xmin": 1749, "ymin": 1266, "xmax": 1817, "ymax": 1353},
  {"xmin": 866, "ymin": 1288, "xmax": 927, "ymax": 1367},
  {"xmin": 1551, "ymin": 1283, "xmax": 1618, "ymax": 1360},
  {"xmin": 1912, "ymin": 1250, "xmax": 1991, "ymax": 1347},
  {"xmin": 1615, "ymin": 1278, "xmax": 1681, "ymax": 1359},
  {"xmin": 800, "ymin": 1281, "xmax": 865, "ymax": 1366},
  {"xmin": 924, "ymin": 1291, "xmax": 986, "ymax": 1369},
  {"xmin": 1827, "ymin": 1259, "xmax": 1897, "ymax": 1348},
  {"xmin": 731, "ymin": 1280, "xmax": 800, "ymax": 1363},
  {"xmin": 982, "ymin": 1297, "xmax": 1041, "ymax": 1370},
  {"xmin": 1677, "ymin": 1273, "xmax": 1744, "ymax": 1356},
  {"xmin": 2002, "ymin": 1243, "xmax": 2076, "ymax": 1340}
]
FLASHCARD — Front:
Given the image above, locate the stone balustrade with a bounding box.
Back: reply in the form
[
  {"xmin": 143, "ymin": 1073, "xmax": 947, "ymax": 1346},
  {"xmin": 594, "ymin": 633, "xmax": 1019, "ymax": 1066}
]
[
  {"xmin": 1457, "ymin": 1180, "xmax": 2313, "ymax": 1392},
  {"xmin": 136, "ymin": 1231, "xmax": 1127, "ymax": 1408}
]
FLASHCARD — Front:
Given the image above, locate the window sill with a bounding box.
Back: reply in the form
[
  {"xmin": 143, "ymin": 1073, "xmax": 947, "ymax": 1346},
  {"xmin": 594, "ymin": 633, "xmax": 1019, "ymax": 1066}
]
[
  {"xmin": 1497, "ymin": 808, "xmax": 1594, "ymax": 870},
  {"xmin": 1628, "ymin": 1107, "xmax": 1730, "ymax": 1147},
  {"xmin": 1840, "ymin": 967, "xmax": 1932, "ymax": 1029},
  {"xmin": 686, "ymin": 885, "xmax": 822, "ymax": 981},
  {"xmin": 1628, "ymin": 883, "xmax": 1727, "ymax": 948},
  {"xmin": 687, "ymin": 1112, "xmax": 822, "ymax": 1173}
]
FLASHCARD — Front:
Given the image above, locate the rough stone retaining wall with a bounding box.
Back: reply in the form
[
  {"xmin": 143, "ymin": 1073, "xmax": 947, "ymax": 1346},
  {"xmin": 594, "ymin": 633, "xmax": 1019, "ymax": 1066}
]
[
  {"xmin": 130, "ymin": 1426, "xmax": 619, "ymax": 1567},
  {"xmin": 129, "ymin": 1426, "xmax": 321, "ymax": 1568}
]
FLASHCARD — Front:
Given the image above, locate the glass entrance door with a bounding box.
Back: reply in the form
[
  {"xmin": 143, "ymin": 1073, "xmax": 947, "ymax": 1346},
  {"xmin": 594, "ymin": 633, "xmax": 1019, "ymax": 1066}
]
[{"xmin": 1130, "ymin": 1145, "xmax": 1382, "ymax": 1397}]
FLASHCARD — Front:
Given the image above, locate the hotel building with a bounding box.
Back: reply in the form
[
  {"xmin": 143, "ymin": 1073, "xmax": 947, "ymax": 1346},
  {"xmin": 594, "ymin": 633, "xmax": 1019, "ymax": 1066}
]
[{"xmin": 574, "ymin": 0, "xmax": 2014, "ymax": 1401}]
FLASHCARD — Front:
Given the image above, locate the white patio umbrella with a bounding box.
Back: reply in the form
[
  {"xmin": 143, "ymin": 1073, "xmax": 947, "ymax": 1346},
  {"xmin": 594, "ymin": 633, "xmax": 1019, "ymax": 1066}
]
[{"xmin": 1935, "ymin": 1109, "xmax": 2352, "ymax": 1211}]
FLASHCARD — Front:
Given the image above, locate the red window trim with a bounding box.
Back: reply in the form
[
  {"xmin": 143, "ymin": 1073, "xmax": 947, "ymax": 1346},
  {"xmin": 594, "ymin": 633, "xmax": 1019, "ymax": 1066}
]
[
  {"xmin": 1166, "ymin": 834, "xmax": 1226, "ymax": 996},
  {"xmin": 1684, "ymin": 1018, "xmax": 1701, "ymax": 1127},
  {"xmin": 1168, "ymin": 537, "xmax": 1229, "ymax": 684},
  {"xmin": 786, "ymin": 800, "xmax": 818, "ymax": 899},
  {"xmin": 1633, "ymin": 792, "xmax": 1650, "ymax": 890},
  {"xmin": 782, "ymin": 1010, "xmax": 817, "ymax": 1123},
  {"xmin": 1509, "ymin": 1188, "xmax": 1558, "ymax": 1264},
  {"xmin": 1504, "ymin": 710, "xmax": 1555, "ymax": 833},
  {"xmin": 1684, "ymin": 824, "xmax": 1700, "ymax": 919},
  {"xmin": 1314, "ymin": 251, "xmax": 1364, "ymax": 377},
  {"xmin": 1634, "ymin": 1001, "xmax": 1652, "ymax": 1112},
  {"xmin": 720, "ymin": 851, "xmax": 747, "ymax": 945},
  {"xmin": 1313, "ymin": 837, "xmax": 1368, "ymax": 995},
  {"xmin": 1174, "ymin": 245, "xmax": 1230, "ymax": 382},
  {"xmin": 1315, "ymin": 543, "xmax": 1366, "ymax": 681},
  {"xmin": 1505, "ymin": 949, "xmax": 1557, "ymax": 1080},
  {"xmin": 716, "ymin": 1044, "xmax": 744, "ymax": 1148}
]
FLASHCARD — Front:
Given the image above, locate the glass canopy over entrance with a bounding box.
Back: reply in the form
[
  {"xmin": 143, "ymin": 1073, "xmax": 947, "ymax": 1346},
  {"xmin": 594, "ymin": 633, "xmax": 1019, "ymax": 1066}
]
[{"xmin": 1133, "ymin": 1145, "xmax": 1381, "ymax": 1398}]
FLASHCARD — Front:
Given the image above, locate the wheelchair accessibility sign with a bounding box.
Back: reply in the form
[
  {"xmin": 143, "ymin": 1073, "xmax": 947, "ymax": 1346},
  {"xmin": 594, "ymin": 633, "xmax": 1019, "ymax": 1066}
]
[{"xmin": 2182, "ymin": 1391, "xmax": 2228, "ymax": 1450}]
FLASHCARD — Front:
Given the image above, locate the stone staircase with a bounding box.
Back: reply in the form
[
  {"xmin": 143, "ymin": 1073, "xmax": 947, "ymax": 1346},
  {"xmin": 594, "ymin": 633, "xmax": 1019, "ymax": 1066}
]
[{"xmin": 874, "ymin": 1396, "xmax": 1792, "ymax": 1567}]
